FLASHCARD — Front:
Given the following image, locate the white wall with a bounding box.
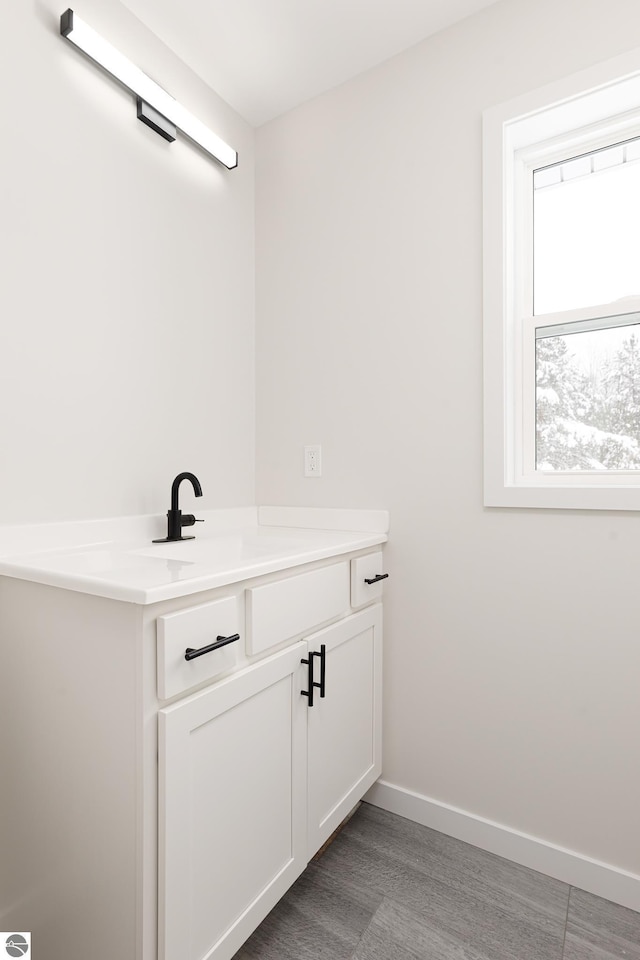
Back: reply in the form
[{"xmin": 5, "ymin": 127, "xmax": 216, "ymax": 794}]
[
  {"xmin": 1, "ymin": 0, "xmax": 255, "ymax": 523},
  {"xmin": 256, "ymin": 0, "xmax": 640, "ymax": 880}
]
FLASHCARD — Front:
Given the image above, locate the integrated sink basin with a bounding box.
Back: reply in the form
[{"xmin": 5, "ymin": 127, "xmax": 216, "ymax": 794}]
[{"xmin": 133, "ymin": 533, "xmax": 299, "ymax": 565}]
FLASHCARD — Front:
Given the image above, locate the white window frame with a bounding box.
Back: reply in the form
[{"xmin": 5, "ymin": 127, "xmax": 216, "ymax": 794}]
[{"xmin": 483, "ymin": 47, "xmax": 640, "ymax": 510}]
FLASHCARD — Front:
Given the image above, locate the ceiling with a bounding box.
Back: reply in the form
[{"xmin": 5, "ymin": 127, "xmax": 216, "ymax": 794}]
[{"xmin": 120, "ymin": 0, "xmax": 501, "ymax": 127}]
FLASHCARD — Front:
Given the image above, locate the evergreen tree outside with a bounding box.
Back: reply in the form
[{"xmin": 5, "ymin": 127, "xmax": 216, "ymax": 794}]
[
  {"xmin": 601, "ymin": 334, "xmax": 640, "ymax": 437},
  {"xmin": 536, "ymin": 330, "xmax": 640, "ymax": 470}
]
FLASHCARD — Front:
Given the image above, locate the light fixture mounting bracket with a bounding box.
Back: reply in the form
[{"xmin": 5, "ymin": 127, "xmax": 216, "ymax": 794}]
[{"xmin": 136, "ymin": 98, "xmax": 176, "ymax": 142}]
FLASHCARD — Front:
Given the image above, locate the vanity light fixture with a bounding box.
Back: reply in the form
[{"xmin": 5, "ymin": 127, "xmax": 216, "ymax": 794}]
[{"xmin": 60, "ymin": 9, "xmax": 238, "ymax": 170}]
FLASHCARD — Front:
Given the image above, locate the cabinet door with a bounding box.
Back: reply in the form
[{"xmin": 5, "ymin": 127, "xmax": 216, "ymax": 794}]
[
  {"xmin": 158, "ymin": 642, "xmax": 307, "ymax": 960},
  {"xmin": 306, "ymin": 604, "xmax": 382, "ymax": 854}
]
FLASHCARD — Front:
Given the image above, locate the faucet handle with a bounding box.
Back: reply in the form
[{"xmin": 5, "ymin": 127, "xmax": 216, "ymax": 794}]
[{"xmin": 181, "ymin": 515, "xmax": 205, "ymax": 528}]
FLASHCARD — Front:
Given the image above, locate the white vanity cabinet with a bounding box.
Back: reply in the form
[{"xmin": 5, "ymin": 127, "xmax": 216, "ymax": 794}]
[{"xmin": 0, "ymin": 542, "xmax": 386, "ymax": 960}]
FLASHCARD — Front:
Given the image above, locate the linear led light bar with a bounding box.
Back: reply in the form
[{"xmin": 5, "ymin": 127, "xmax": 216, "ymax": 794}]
[{"xmin": 60, "ymin": 9, "xmax": 238, "ymax": 170}]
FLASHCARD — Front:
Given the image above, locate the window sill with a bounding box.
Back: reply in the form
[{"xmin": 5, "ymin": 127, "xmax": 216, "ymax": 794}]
[{"xmin": 484, "ymin": 477, "xmax": 640, "ymax": 511}]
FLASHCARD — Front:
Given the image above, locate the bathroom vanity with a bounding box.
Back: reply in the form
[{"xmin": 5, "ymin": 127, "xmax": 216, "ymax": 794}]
[{"xmin": 0, "ymin": 507, "xmax": 388, "ymax": 960}]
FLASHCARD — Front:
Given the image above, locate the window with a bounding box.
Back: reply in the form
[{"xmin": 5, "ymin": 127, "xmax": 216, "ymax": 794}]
[{"xmin": 484, "ymin": 48, "xmax": 640, "ymax": 509}]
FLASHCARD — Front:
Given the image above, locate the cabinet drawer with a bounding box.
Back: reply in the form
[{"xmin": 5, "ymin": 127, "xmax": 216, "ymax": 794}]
[
  {"xmin": 157, "ymin": 597, "xmax": 240, "ymax": 700},
  {"xmin": 351, "ymin": 551, "xmax": 386, "ymax": 608},
  {"xmin": 246, "ymin": 562, "xmax": 349, "ymax": 655}
]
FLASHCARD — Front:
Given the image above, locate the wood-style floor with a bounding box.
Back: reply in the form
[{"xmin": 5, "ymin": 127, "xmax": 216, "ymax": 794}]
[{"xmin": 233, "ymin": 802, "xmax": 640, "ymax": 960}]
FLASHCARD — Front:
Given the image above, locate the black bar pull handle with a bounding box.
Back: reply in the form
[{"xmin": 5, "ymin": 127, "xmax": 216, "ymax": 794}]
[
  {"xmin": 185, "ymin": 633, "xmax": 240, "ymax": 661},
  {"xmin": 316, "ymin": 644, "xmax": 326, "ymax": 698},
  {"xmin": 302, "ymin": 646, "xmax": 326, "ymax": 707},
  {"xmin": 364, "ymin": 573, "xmax": 389, "ymax": 585},
  {"xmin": 301, "ymin": 654, "xmax": 315, "ymax": 707}
]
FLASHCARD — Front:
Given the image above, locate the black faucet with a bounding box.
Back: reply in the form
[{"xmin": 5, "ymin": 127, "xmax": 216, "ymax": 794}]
[{"xmin": 153, "ymin": 472, "xmax": 204, "ymax": 543}]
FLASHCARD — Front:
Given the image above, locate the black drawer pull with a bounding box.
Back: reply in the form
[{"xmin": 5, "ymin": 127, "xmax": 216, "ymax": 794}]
[
  {"xmin": 364, "ymin": 573, "xmax": 389, "ymax": 585},
  {"xmin": 185, "ymin": 633, "xmax": 240, "ymax": 661}
]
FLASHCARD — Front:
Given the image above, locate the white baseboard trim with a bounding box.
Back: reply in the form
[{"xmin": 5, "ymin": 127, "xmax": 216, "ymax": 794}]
[{"xmin": 364, "ymin": 780, "xmax": 640, "ymax": 913}]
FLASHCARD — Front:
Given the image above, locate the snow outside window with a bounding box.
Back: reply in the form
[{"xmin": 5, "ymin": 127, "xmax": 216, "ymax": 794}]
[
  {"xmin": 483, "ymin": 49, "xmax": 640, "ymax": 510},
  {"xmin": 534, "ymin": 140, "xmax": 640, "ymax": 472}
]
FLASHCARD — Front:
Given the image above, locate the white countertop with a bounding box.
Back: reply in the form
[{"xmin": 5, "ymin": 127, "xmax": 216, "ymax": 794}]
[{"xmin": 0, "ymin": 507, "xmax": 388, "ymax": 605}]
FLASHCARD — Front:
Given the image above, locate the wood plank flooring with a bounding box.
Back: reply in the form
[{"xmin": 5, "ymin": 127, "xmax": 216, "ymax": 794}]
[{"xmin": 233, "ymin": 802, "xmax": 640, "ymax": 960}]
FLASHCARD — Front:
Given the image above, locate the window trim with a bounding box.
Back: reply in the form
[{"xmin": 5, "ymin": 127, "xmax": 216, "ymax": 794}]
[{"xmin": 483, "ymin": 47, "xmax": 640, "ymax": 510}]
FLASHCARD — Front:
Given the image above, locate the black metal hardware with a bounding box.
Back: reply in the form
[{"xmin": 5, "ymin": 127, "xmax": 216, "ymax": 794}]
[
  {"xmin": 137, "ymin": 97, "xmax": 176, "ymax": 142},
  {"xmin": 185, "ymin": 633, "xmax": 240, "ymax": 661},
  {"xmin": 301, "ymin": 646, "xmax": 326, "ymax": 706},
  {"xmin": 301, "ymin": 654, "xmax": 315, "ymax": 707},
  {"xmin": 317, "ymin": 644, "xmax": 326, "ymax": 699},
  {"xmin": 60, "ymin": 8, "xmax": 74, "ymax": 38},
  {"xmin": 181, "ymin": 514, "xmax": 205, "ymax": 529},
  {"xmin": 364, "ymin": 573, "xmax": 389, "ymax": 585},
  {"xmin": 153, "ymin": 472, "xmax": 204, "ymax": 543}
]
